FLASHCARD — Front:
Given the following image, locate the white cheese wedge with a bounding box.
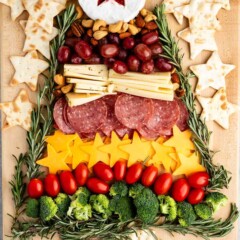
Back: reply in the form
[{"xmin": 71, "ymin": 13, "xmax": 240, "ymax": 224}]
[
  {"xmin": 78, "ymin": 0, "xmax": 146, "ymax": 24},
  {"xmin": 113, "ymin": 85, "xmax": 174, "ymax": 101},
  {"xmin": 73, "ymin": 89, "xmax": 107, "ymax": 94},
  {"xmin": 66, "ymin": 92, "xmax": 116, "ymax": 107},
  {"xmin": 66, "ymin": 78, "xmax": 108, "ymax": 85},
  {"xmin": 74, "ymin": 84, "xmax": 108, "ymax": 91},
  {"xmin": 109, "ymin": 69, "xmax": 171, "ymax": 83},
  {"xmin": 64, "ymin": 64, "xmax": 108, "ymax": 81}
]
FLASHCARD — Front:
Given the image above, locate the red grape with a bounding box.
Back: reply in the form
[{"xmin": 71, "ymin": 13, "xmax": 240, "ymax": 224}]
[
  {"xmin": 100, "ymin": 44, "xmax": 119, "ymax": 58},
  {"xmin": 118, "ymin": 49, "xmax": 128, "ymax": 61},
  {"xmin": 155, "ymin": 57, "xmax": 173, "ymax": 72},
  {"xmin": 57, "ymin": 46, "xmax": 71, "ymax": 63},
  {"xmin": 75, "ymin": 40, "xmax": 92, "ymax": 60},
  {"xmin": 127, "ymin": 55, "xmax": 140, "ymax": 72},
  {"xmin": 123, "ymin": 37, "xmax": 135, "ymax": 50},
  {"xmin": 108, "ymin": 33, "xmax": 120, "ymax": 45},
  {"xmin": 71, "ymin": 53, "xmax": 83, "ymax": 64},
  {"xmin": 84, "ymin": 53, "xmax": 101, "ymax": 64},
  {"xmin": 149, "ymin": 42, "xmax": 163, "ymax": 56},
  {"xmin": 134, "ymin": 44, "xmax": 152, "ymax": 62},
  {"xmin": 98, "ymin": 37, "xmax": 108, "ymax": 47},
  {"xmin": 65, "ymin": 38, "xmax": 81, "ymax": 48},
  {"xmin": 104, "ymin": 58, "xmax": 116, "ymax": 68},
  {"xmin": 141, "ymin": 59, "xmax": 154, "ymax": 74},
  {"xmin": 142, "ymin": 31, "xmax": 159, "ymax": 45},
  {"xmin": 113, "ymin": 60, "xmax": 128, "ymax": 74}
]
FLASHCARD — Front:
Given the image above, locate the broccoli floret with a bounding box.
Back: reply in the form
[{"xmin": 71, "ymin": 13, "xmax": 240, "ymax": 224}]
[
  {"xmin": 54, "ymin": 193, "xmax": 71, "ymax": 218},
  {"xmin": 26, "ymin": 198, "xmax": 39, "ymax": 218},
  {"xmin": 129, "ymin": 183, "xmax": 145, "ymax": 199},
  {"xmin": 134, "ymin": 188, "xmax": 159, "ymax": 224},
  {"xmin": 194, "ymin": 203, "xmax": 213, "ymax": 220},
  {"xmin": 39, "ymin": 196, "xmax": 58, "ymax": 221},
  {"xmin": 73, "ymin": 204, "xmax": 92, "ymax": 221},
  {"xmin": 74, "ymin": 187, "xmax": 91, "ymax": 206},
  {"xmin": 177, "ymin": 202, "xmax": 196, "ymax": 227},
  {"xmin": 110, "ymin": 181, "xmax": 128, "ymax": 197},
  {"xmin": 90, "ymin": 194, "xmax": 111, "ymax": 219},
  {"xmin": 205, "ymin": 192, "xmax": 228, "ymax": 213},
  {"xmin": 110, "ymin": 196, "xmax": 135, "ymax": 221},
  {"xmin": 158, "ymin": 195, "xmax": 177, "ymax": 221}
]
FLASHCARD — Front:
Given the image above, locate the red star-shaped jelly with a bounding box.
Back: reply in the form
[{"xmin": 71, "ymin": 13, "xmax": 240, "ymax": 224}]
[{"xmin": 98, "ymin": 0, "xmax": 125, "ymax": 6}]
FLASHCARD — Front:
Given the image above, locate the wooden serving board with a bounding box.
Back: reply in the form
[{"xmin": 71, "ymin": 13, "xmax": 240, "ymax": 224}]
[{"xmin": 0, "ymin": 0, "xmax": 239, "ymax": 239}]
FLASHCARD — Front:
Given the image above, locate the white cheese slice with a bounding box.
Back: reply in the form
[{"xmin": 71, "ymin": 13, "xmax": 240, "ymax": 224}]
[
  {"xmin": 64, "ymin": 64, "xmax": 108, "ymax": 81},
  {"xmin": 66, "ymin": 78, "xmax": 108, "ymax": 85},
  {"xmin": 74, "ymin": 84, "xmax": 108, "ymax": 91},
  {"xmin": 113, "ymin": 85, "xmax": 174, "ymax": 101},
  {"xmin": 73, "ymin": 89, "xmax": 106, "ymax": 94},
  {"xmin": 78, "ymin": 0, "xmax": 146, "ymax": 24}
]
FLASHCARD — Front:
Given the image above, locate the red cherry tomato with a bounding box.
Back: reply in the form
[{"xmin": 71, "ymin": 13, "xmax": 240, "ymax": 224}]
[
  {"xmin": 27, "ymin": 178, "xmax": 44, "ymax": 198},
  {"xmin": 114, "ymin": 160, "xmax": 127, "ymax": 181},
  {"xmin": 187, "ymin": 172, "xmax": 210, "ymax": 188},
  {"xmin": 74, "ymin": 163, "xmax": 89, "ymax": 186},
  {"xmin": 187, "ymin": 188, "xmax": 205, "ymax": 205},
  {"xmin": 141, "ymin": 165, "xmax": 158, "ymax": 187},
  {"xmin": 86, "ymin": 178, "xmax": 109, "ymax": 194},
  {"xmin": 59, "ymin": 171, "xmax": 77, "ymax": 195},
  {"xmin": 171, "ymin": 178, "xmax": 190, "ymax": 202},
  {"xmin": 44, "ymin": 174, "xmax": 60, "ymax": 197},
  {"xmin": 154, "ymin": 173, "xmax": 173, "ymax": 195},
  {"xmin": 125, "ymin": 163, "xmax": 143, "ymax": 184},
  {"xmin": 93, "ymin": 162, "xmax": 114, "ymax": 181}
]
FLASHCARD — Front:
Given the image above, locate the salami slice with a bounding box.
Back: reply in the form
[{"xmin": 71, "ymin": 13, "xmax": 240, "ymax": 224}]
[
  {"xmin": 67, "ymin": 99, "xmax": 107, "ymax": 133},
  {"xmin": 137, "ymin": 125, "xmax": 160, "ymax": 140},
  {"xmin": 115, "ymin": 94, "xmax": 153, "ymax": 129},
  {"xmin": 176, "ymin": 98, "xmax": 189, "ymax": 131},
  {"xmin": 115, "ymin": 126, "xmax": 134, "ymax": 138},
  {"xmin": 53, "ymin": 98, "xmax": 75, "ymax": 134},
  {"xmin": 146, "ymin": 99, "xmax": 180, "ymax": 132}
]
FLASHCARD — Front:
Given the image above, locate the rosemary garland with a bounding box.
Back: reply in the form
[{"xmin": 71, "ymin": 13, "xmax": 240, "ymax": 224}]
[
  {"xmin": 8, "ymin": 3, "xmax": 239, "ymax": 240},
  {"xmin": 153, "ymin": 5, "xmax": 231, "ymax": 191}
]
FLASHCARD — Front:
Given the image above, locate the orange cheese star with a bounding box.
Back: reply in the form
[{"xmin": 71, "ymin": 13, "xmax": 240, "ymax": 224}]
[
  {"xmin": 119, "ymin": 132, "xmax": 152, "ymax": 167},
  {"xmin": 80, "ymin": 133, "xmax": 109, "ymax": 168},
  {"xmin": 99, "ymin": 131, "xmax": 131, "ymax": 167},
  {"xmin": 148, "ymin": 141, "xmax": 175, "ymax": 172},
  {"xmin": 36, "ymin": 144, "xmax": 71, "ymax": 174},
  {"xmin": 170, "ymin": 152, "xmax": 206, "ymax": 176},
  {"xmin": 45, "ymin": 130, "xmax": 78, "ymax": 152},
  {"xmin": 163, "ymin": 125, "xmax": 195, "ymax": 155},
  {"xmin": 71, "ymin": 138, "xmax": 92, "ymax": 169}
]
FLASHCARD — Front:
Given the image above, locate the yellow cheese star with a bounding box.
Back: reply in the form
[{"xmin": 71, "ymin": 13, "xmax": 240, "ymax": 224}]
[
  {"xmin": 148, "ymin": 141, "xmax": 175, "ymax": 172},
  {"xmin": 45, "ymin": 130, "xmax": 78, "ymax": 153},
  {"xmin": 119, "ymin": 132, "xmax": 152, "ymax": 167},
  {"xmin": 71, "ymin": 138, "xmax": 92, "ymax": 169},
  {"xmin": 80, "ymin": 133, "xmax": 109, "ymax": 168},
  {"xmin": 36, "ymin": 144, "xmax": 71, "ymax": 174},
  {"xmin": 170, "ymin": 152, "xmax": 206, "ymax": 177},
  {"xmin": 99, "ymin": 131, "xmax": 131, "ymax": 167},
  {"xmin": 163, "ymin": 125, "xmax": 195, "ymax": 155}
]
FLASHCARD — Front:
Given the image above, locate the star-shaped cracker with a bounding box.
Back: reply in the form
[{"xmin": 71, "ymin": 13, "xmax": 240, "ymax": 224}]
[
  {"xmin": 22, "ymin": 19, "xmax": 58, "ymax": 59},
  {"xmin": 0, "ymin": 0, "xmax": 25, "ymax": 21},
  {"xmin": 175, "ymin": 0, "xmax": 222, "ymax": 31},
  {"xmin": 0, "ymin": 89, "xmax": 34, "ymax": 130},
  {"xmin": 10, "ymin": 51, "xmax": 49, "ymax": 91},
  {"xmin": 23, "ymin": 0, "xmax": 65, "ymax": 33},
  {"xmin": 178, "ymin": 28, "xmax": 218, "ymax": 60},
  {"xmin": 190, "ymin": 51, "xmax": 235, "ymax": 94},
  {"xmin": 207, "ymin": 0, "xmax": 230, "ymax": 10},
  {"xmin": 198, "ymin": 88, "xmax": 239, "ymax": 129},
  {"xmin": 163, "ymin": 0, "xmax": 190, "ymax": 24}
]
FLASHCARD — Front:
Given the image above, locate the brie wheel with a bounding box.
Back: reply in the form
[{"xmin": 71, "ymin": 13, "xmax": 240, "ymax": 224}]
[{"xmin": 78, "ymin": 0, "xmax": 146, "ymax": 24}]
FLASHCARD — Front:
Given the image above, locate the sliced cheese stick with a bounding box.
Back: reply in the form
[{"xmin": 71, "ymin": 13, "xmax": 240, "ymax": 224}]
[
  {"xmin": 64, "ymin": 64, "xmax": 108, "ymax": 81},
  {"xmin": 66, "ymin": 78, "xmax": 108, "ymax": 85},
  {"xmin": 66, "ymin": 92, "xmax": 116, "ymax": 107},
  {"xmin": 74, "ymin": 84, "xmax": 107, "ymax": 91},
  {"xmin": 113, "ymin": 85, "xmax": 174, "ymax": 101},
  {"xmin": 109, "ymin": 69, "xmax": 171, "ymax": 82}
]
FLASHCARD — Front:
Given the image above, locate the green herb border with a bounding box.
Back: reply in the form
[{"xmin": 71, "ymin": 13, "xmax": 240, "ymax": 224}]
[{"xmin": 7, "ymin": 4, "xmax": 239, "ymax": 240}]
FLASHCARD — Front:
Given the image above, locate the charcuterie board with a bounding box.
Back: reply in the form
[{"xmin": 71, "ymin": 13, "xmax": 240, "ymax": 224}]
[{"xmin": 0, "ymin": 0, "xmax": 239, "ymax": 239}]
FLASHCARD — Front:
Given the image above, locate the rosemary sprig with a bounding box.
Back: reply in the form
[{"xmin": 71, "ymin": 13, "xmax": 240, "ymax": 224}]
[{"xmin": 154, "ymin": 5, "xmax": 231, "ymax": 190}]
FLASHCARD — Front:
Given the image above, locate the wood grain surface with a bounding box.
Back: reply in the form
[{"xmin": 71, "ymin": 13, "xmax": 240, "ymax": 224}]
[{"xmin": 1, "ymin": 0, "xmax": 239, "ymax": 239}]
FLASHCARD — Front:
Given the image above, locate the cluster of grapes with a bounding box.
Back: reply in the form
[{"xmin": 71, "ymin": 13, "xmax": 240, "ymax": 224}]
[{"xmin": 57, "ymin": 30, "xmax": 174, "ymax": 74}]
